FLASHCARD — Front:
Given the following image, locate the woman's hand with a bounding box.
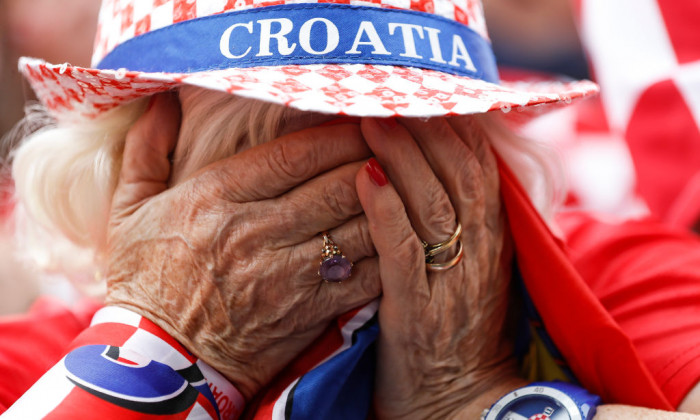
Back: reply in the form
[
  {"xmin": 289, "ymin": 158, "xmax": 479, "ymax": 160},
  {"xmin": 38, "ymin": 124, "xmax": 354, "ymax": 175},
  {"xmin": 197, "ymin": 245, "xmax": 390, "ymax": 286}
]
[
  {"xmin": 355, "ymin": 116, "xmax": 522, "ymax": 419},
  {"xmin": 105, "ymin": 94, "xmax": 380, "ymax": 400}
]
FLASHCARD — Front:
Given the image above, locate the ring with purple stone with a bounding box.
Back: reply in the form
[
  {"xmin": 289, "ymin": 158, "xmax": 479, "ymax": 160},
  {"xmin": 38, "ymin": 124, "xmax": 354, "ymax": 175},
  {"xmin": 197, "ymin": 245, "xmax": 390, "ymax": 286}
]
[{"xmin": 318, "ymin": 232, "xmax": 353, "ymax": 283}]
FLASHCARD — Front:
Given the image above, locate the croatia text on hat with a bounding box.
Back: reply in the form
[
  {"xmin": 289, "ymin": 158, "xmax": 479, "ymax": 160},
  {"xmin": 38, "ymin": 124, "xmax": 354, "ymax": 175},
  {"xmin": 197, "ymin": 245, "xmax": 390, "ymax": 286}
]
[{"xmin": 98, "ymin": 4, "xmax": 499, "ymax": 83}]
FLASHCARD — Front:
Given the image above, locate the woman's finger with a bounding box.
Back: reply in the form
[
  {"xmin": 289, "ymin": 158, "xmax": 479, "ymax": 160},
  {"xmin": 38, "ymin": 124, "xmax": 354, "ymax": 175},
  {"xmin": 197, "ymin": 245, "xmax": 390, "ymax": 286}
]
[
  {"xmin": 401, "ymin": 118, "xmax": 502, "ymax": 237},
  {"xmin": 112, "ymin": 93, "xmax": 181, "ymax": 219},
  {"xmin": 315, "ymin": 257, "xmax": 382, "ymax": 316},
  {"xmin": 265, "ymin": 162, "xmax": 367, "ymax": 245},
  {"xmin": 355, "ymin": 158, "xmax": 429, "ymax": 303},
  {"xmin": 359, "ymin": 118, "xmax": 458, "ymax": 250},
  {"xmin": 279, "ymin": 212, "xmax": 380, "ymax": 314},
  {"xmin": 321, "ymin": 215, "xmax": 376, "ymax": 264},
  {"xmin": 289, "ymin": 214, "xmax": 376, "ymax": 285},
  {"xmin": 209, "ymin": 123, "xmax": 371, "ymax": 202},
  {"xmin": 447, "ymin": 116, "xmax": 501, "ymax": 219}
]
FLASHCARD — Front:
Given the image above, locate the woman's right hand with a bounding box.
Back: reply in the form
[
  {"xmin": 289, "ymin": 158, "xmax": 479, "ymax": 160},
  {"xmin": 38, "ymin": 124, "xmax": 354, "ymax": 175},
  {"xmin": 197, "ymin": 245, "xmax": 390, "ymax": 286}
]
[
  {"xmin": 355, "ymin": 117, "xmax": 521, "ymax": 419},
  {"xmin": 104, "ymin": 94, "xmax": 380, "ymax": 400}
]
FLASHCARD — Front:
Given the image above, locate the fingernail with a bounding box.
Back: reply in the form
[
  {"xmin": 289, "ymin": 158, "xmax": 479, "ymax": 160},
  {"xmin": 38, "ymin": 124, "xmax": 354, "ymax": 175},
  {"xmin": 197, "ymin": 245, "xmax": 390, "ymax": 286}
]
[
  {"xmin": 365, "ymin": 158, "xmax": 388, "ymax": 187},
  {"xmin": 376, "ymin": 118, "xmax": 398, "ymax": 131}
]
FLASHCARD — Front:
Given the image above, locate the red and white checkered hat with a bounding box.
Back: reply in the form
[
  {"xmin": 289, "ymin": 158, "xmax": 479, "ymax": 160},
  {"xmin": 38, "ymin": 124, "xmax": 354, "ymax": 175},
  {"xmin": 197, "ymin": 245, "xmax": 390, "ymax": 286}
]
[{"xmin": 20, "ymin": 0, "xmax": 598, "ymax": 121}]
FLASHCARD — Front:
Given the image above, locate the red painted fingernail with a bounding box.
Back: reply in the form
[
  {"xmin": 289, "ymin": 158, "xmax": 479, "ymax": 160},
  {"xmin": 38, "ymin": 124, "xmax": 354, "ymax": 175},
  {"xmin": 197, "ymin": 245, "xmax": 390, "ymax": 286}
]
[
  {"xmin": 366, "ymin": 158, "xmax": 388, "ymax": 187},
  {"xmin": 320, "ymin": 117, "xmax": 361, "ymax": 127},
  {"xmin": 377, "ymin": 118, "xmax": 398, "ymax": 131}
]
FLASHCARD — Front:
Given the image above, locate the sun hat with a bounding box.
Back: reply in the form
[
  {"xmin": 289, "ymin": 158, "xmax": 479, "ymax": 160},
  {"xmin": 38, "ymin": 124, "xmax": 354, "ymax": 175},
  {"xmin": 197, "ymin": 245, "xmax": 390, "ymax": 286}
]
[{"xmin": 19, "ymin": 0, "xmax": 597, "ymax": 121}]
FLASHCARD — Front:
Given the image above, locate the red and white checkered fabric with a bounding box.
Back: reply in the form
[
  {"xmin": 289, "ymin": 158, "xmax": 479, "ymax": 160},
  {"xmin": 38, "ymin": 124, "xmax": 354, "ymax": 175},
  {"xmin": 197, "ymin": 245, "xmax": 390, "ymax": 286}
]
[
  {"xmin": 529, "ymin": 0, "xmax": 700, "ymax": 225},
  {"xmin": 19, "ymin": 0, "xmax": 597, "ymax": 121}
]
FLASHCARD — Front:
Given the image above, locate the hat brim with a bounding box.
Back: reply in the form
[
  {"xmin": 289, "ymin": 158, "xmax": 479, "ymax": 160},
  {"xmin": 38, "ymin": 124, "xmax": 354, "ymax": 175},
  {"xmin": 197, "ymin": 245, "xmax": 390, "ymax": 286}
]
[{"xmin": 20, "ymin": 57, "xmax": 598, "ymax": 121}]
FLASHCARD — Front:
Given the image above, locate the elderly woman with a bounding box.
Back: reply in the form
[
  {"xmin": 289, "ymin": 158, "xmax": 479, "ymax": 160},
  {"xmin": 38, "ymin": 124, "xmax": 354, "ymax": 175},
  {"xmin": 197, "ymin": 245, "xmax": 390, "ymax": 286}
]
[{"xmin": 3, "ymin": 0, "xmax": 698, "ymax": 419}]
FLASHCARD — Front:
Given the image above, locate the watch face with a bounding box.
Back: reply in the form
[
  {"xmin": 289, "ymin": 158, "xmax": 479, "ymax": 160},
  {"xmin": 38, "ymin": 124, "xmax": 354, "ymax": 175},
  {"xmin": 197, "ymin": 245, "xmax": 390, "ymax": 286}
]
[
  {"xmin": 497, "ymin": 395, "xmax": 571, "ymax": 420},
  {"xmin": 485, "ymin": 385, "xmax": 583, "ymax": 420}
]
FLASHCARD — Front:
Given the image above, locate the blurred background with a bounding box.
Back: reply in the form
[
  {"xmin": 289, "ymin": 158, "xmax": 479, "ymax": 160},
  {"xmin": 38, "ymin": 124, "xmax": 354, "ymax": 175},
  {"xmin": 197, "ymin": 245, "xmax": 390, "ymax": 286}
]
[
  {"xmin": 0, "ymin": 0, "xmax": 101, "ymax": 314},
  {"xmin": 484, "ymin": 0, "xmax": 589, "ymax": 79},
  {"xmin": 1, "ymin": 0, "xmax": 100, "ymax": 139}
]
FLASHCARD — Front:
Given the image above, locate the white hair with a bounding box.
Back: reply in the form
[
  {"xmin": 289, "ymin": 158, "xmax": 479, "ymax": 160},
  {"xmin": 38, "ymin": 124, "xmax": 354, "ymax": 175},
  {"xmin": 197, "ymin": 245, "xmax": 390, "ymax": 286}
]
[
  {"xmin": 480, "ymin": 112, "xmax": 563, "ymax": 222},
  {"xmin": 11, "ymin": 87, "xmax": 562, "ymax": 285}
]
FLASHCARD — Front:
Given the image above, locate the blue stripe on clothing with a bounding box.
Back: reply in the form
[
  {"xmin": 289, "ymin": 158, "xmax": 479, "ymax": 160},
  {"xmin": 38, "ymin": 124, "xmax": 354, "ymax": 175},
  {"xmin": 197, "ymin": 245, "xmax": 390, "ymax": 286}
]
[{"xmin": 286, "ymin": 314, "xmax": 378, "ymax": 420}]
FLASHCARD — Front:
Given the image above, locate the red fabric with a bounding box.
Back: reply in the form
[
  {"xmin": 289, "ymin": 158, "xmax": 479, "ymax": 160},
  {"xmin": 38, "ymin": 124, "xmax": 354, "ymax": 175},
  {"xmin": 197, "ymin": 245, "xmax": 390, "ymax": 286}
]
[
  {"xmin": 138, "ymin": 316, "xmax": 198, "ymax": 363},
  {"xmin": 67, "ymin": 322, "xmax": 138, "ymax": 351},
  {"xmin": 499, "ymin": 162, "xmax": 673, "ymax": 409},
  {"xmin": 656, "ymin": 0, "xmax": 700, "ymax": 64},
  {"xmin": 557, "ymin": 211, "xmax": 700, "ymax": 407},
  {"xmin": 666, "ymin": 172, "xmax": 700, "ymax": 229},
  {"xmin": 626, "ymin": 79, "xmax": 700, "ymax": 222},
  {"xmin": 0, "ymin": 296, "xmax": 101, "ymax": 412},
  {"xmin": 574, "ymin": 96, "xmax": 609, "ymax": 134}
]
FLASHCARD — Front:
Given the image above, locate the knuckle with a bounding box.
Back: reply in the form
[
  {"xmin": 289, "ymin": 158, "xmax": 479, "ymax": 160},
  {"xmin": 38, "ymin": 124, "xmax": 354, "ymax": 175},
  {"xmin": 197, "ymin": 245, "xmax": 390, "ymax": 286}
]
[
  {"xmin": 320, "ymin": 176, "xmax": 361, "ymax": 218},
  {"xmin": 197, "ymin": 169, "xmax": 237, "ymax": 203},
  {"xmin": 427, "ymin": 118, "xmax": 454, "ymax": 140},
  {"xmin": 423, "ymin": 186, "xmax": 456, "ymax": 229},
  {"xmin": 267, "ymin": 139, "xmax": 312, "ymax": 181},
  {"xmin": 454, "ymin": 154, "xmax": 485, "ymax": 196}
]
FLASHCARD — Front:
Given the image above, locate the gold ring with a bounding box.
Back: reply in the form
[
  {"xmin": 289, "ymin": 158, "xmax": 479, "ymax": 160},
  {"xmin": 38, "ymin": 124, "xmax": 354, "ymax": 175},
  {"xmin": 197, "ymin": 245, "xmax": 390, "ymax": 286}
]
[
  {"xmin": 426, "ymin": 240, "xmax": 463, "ymax": 272},
  {"xmin": 422, "ymin": 222, "xmax": 462, "ymax": 263}
]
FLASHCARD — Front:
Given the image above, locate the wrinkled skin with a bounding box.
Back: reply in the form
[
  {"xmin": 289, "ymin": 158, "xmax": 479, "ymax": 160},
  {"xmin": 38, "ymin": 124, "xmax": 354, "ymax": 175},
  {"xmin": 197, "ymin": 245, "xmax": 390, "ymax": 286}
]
[
  {"xmin": 102, "ymin": 93, "xmax": 698, "ymax": 419},
  {"xmin": 105, "ymin": 94, "xmax": 381, "ymax": 400},
  {"xmin": 105, "ymin": 94, "xmax": 522, "ymax": 415},
  {"xmin": 356, "ymin": 117, "xmax": 522, "ymax": 419},
  {"xmin": 355, "ymin": 118, "xmax": 700, "ymax": 419}
]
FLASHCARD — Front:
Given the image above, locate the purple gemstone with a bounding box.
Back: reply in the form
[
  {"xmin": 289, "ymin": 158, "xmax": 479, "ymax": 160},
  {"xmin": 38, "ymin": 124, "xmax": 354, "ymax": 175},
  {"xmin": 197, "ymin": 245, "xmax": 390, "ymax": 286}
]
[{"xmin": 320, "ymin": 255, "xmax": 352, "ymax": 283}]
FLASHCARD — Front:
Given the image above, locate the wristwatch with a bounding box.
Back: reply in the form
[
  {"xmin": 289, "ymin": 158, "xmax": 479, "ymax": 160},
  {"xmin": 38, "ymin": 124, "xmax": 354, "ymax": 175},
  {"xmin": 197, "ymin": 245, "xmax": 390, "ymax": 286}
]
[{"xmin": 481, "ymin": 381, "xmax": 601, "ymax": 420}]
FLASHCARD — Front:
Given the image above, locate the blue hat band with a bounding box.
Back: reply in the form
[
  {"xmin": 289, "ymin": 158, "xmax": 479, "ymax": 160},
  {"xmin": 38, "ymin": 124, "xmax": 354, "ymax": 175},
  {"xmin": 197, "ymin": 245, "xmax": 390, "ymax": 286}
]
[{"xmin": 97, "ymin": 3, "xmax": 499, "ymax": 83}]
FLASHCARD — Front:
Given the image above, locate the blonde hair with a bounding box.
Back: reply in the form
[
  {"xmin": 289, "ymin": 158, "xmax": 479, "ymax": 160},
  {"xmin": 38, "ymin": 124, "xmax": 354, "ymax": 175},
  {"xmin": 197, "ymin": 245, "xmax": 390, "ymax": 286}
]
[{"xmin": 11, "ymin": 87, "xmax": 560, "ymax": 279}]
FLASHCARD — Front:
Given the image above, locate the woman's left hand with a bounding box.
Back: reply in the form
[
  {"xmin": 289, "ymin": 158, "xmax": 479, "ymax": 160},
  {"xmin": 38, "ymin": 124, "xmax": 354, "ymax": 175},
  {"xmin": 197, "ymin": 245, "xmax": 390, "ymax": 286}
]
[
  {"xmin": 355, "ymin": 117, "xmax": 524, "ymax": 419},
  {"xmin": 104, "ymin": 94, "xmax": 381, "ymax": 400}
]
